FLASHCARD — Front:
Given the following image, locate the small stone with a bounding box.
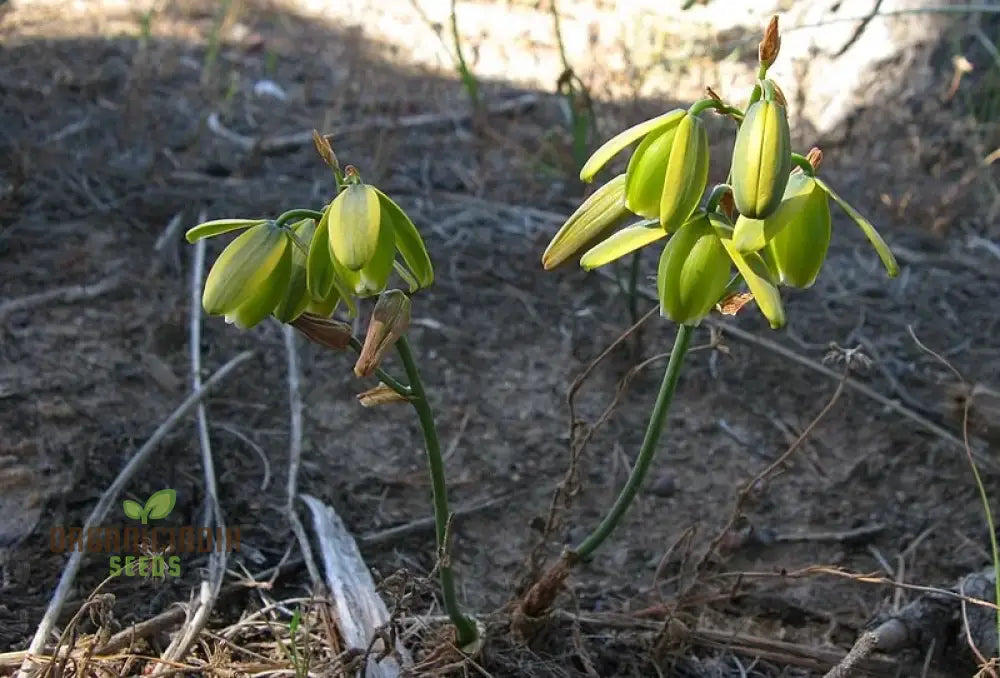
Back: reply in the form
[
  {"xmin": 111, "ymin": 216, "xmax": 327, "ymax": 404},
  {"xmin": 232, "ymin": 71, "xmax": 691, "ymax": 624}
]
[{"xmin": 649, "ymin": 473, "xmax": 676, "ymax": 497}]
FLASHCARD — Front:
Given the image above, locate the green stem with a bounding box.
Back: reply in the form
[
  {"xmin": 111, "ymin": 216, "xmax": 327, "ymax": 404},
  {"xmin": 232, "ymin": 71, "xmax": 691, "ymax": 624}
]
[
  {"xmin": 395, "ymin": 335, "xmax": 479, "ymax": 646},
  {"xmin": 790, "ymin": 153, "xmax": 815, "ymax": 176},
  {"xmin": 706, "ymin": 184, "xmax": 733, "ymax": 213},
  {"xmin": 747, "ymin": 63, "xmax": 768, "ymax": 108},
  {"xmin": 275, "ymin": 209, "xmax": 325, "ymax": 229},
  {"xmin": 347, "ymin": 336, "xmax": 412, "ymax": 396},
  {"xmin": 688, "ymin": 97, "xmax": 744, "ymax": 120},
  {"xmin": 964, "ymin": 423, "xmax": 1000, "ymax": 656},
  {"xmin": 571, "ymin": 324, "xmax": 693, "ymax": 560},
  {"xmin": 450, "ymin": 0, "xmax": 479, "ymax": 109}
]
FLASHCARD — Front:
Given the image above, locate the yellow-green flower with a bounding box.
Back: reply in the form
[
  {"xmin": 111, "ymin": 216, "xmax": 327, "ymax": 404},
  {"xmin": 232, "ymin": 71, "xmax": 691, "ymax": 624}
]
[
  {"xmin": 310, "ymin": 184, "xmax": 434, "ymax": 301},
  {"xmin": 186, "ymin": 219, "xmax": 293, "ymax": 329}
]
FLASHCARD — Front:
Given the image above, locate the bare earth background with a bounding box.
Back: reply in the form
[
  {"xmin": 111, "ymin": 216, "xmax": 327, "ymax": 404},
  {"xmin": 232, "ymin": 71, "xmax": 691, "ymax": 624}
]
[{"xmin": 2, "ymin": 0, "xmax": 1000, "ymax": 675}]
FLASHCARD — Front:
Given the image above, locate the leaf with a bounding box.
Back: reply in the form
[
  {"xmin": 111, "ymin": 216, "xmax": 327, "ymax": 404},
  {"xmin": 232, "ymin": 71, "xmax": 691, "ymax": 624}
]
[
  {"xmin": 815, "ymin": 177, "xmax": 899, "ymax": 277},
  {"xmin": 579, "ymin": 220, "xmax": 665, "ymax": 270},
  {"xmin": 186, "ymin": 219, "xmax": 266, "ymax": 243},
  {"xmin": 145, "ymin": 489, "xmax": 177, "ymax": 520},
  {"xmin": 579, "ymin": 109, "xmax": 685, "ymax": 182},
  {"xmin": 122, "ymin": 499, "xmax": 144, "ymax": 521}
]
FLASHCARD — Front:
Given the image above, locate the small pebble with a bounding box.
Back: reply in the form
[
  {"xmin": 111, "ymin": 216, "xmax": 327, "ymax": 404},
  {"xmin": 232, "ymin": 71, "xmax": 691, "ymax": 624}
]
[{"xmin": 649, "ymin": 473, "xmax": 676, "ymax": 497}]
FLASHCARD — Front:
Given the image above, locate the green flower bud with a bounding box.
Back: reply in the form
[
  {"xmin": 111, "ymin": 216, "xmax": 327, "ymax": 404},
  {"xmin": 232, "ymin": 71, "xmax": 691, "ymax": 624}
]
[
  {"xmin": 730, "ymin": 171, "xmax": 816, "ymax": 253},
  {"xmin": 656, "ymin": 212, "xmax": 731, "ymax": 326},
  {"xmin": 624, "ymin": 126, "xmax": 677, "ymax": 219},
  {"xmin": 327, "ymin": 184, "xmax": 381, "ymax": 271},
  {"xmin": 579, "ymin": 109, "xmax": 685, "ymax": 182},
  {"xmin": 658, "ymin": 112, "xmax": 710, "ymax": 231},
  {"xmin": 542, "ymin": 174, "xmax": 630, "ymax": 270},
  {"xmin": 764, "ymin": 173, "xmax": 832, "ymax": 288},
  {"xmin": 730, "ymin": 81, "xmax": 792, "ymax": 219},
  {"xmin": 202, "ymin": 222, "xmax": 290, "ymax": 317},
  {"xmin": 224, "ymin": 238, "xmax": 293, "ymax": 329}
]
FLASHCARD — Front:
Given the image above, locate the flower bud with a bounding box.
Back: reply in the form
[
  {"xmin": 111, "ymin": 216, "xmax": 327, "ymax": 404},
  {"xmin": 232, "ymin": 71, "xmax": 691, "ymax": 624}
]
[
  {"xmin": 354, "ymin": 290, "xmax": 411, "ymax": 377},
  {"xmin": 290, "ymin": 312, "xmax": 353, "ymax": 351},
  {"xmin": 579, "ymin": 109, "xmax": 685, "ymax": 182},
  {"xmin": 327, "ymin": 184, "xmax": 381, "ymax": 271},
  {"xmin": 758, "ymin": 16, "xmax": 780, "ymax": 69},
  {"xmin": 542, "ymin": 174, "xmax": 630, "ymax": 270},
  {"xmin": 656, "ymin": 212, "xmax": 731, "ymax": 326},
  {"xmin": 657, "ymin": 112, "xmax": 710, "ymax": 231},
  {"xmin": 202, "ymin": 222, "xmax": 290, "ymax": 318},
  {"xmin": 764, "ymin": 173, "xmax": 832, "ymax": 288},
  {"xmin": 730, "ymin": 82, "xmax": 791, "ymax": 219}
]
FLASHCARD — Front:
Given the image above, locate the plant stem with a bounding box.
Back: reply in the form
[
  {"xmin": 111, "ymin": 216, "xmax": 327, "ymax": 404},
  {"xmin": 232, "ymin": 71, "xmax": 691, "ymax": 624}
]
[
  {"xmin": 395, "ymin": 335, "xmax": 479, "ymax": 646},
  {"xmin": 346, "ymin": 336, "xmax": 411, "ymax": 395},
  {"xmin": 790, "ymin": 153, "xmax": 816, "ymax": 177},
  {"xmin": 570, "ymin": 324, "xmax": 693, "ymax": 560},
  {"xmin": 274, "ymin": 209, "xmax": 325, "ymax": 229}
]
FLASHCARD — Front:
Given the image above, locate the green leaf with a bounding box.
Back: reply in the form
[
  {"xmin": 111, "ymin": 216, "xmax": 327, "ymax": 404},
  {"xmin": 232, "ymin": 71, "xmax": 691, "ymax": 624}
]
[
  {"xmin": 579, "ymin": 109, "xmax": 685, "ymax": 182},
  {"xmin": 202, "ymin": 223, "xmax": 290, "ymax": 315},
  {"xmin": 122, "ymin": 499, "xmax": 144, "ymax": 521},
  {"xmin": 144, "ymin": 489, "xmax": 177, "ymax": 520},
  {"xmin": 373, "ymin": 189, "xmax": 434, "ymax": 289},
  {"xmin": 186, "ymin": 219, "xmax": 267, "ymax": 243},
  {"xmin": 579, "ymin": 220, "xmax": 666, "ymax": 270},
  {"xmin": 815, "ymin": 177, "xmax": 899, "ymax": 277}
]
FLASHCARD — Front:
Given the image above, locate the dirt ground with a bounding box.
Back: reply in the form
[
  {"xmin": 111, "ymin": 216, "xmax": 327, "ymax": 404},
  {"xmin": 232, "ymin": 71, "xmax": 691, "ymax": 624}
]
[{"xmin": 2, "ymin": 0, "xmax": 1000, "ymax": 676}]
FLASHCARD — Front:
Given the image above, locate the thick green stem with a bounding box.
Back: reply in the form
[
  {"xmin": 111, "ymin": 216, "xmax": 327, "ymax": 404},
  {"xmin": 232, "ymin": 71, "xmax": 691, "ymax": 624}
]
[
  {"xmin": 395, "ymin": 335, "xmax": 479, "ymax": 646},
  {"xmin": 571, "ymin": 324, "xmax": 693, "ymax": 560}
]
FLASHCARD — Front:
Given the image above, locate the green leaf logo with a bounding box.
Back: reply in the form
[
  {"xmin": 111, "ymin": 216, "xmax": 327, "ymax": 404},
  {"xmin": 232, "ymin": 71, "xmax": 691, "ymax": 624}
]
[
  {"xmin": 145, "ymin": 489, "xmax": 176, "ymax": 520},
  {"xmin": 123, "ymin": 499, "xmax": 143, "ymax": 521},
  {"xmin": 122, "ymin": 489, "xmax": 177, "ymax": 524}
]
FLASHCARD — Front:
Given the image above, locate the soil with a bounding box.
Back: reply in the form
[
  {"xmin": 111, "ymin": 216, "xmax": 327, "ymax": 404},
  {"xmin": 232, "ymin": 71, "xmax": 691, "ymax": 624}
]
[{"xmin": 1, "ymin": 0, "xmax": 999, "ymax": 676}]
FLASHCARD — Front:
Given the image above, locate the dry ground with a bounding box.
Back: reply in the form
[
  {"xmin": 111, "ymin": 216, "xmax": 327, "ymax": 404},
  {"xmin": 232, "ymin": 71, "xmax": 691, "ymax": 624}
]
[{"xmin": 1, "ymin": 0, "xmax": 1000, "ymax": 676}]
